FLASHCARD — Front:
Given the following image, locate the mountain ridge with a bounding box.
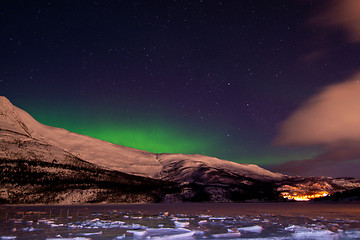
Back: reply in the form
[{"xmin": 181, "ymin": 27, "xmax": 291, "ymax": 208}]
[
  {"xmin": 1, "ymin": 96, "xmax": 360, "ymax": 204},
  {"xmin": 0, "ymin": 96, "xmax": 283, "ymax": 181}
]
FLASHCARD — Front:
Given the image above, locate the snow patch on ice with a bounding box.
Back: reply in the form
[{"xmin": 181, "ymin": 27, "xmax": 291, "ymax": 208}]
[{"xmin": 237, "ymin": 225, "xmax": 263, "ymax": 233}]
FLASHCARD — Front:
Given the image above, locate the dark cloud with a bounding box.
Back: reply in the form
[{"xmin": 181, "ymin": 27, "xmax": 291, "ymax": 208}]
[
  {"xmin": 266, "ymin": 158, "xmax": 360, "ymax": 178},
  {"xmin": 312, "ymin": 0, "xmax": 360, "ymax": 43},
  {"xmin": 299, "ymin": 49, "xmax": 327, "ymax": 63}
]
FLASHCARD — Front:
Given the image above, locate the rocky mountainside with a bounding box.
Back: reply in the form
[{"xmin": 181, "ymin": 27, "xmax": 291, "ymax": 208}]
[{"xmin": 1, "ymin": 96, "xmax": 359, "ymax": 204}]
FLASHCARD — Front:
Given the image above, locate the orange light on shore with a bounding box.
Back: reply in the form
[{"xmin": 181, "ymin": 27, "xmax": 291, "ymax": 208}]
[{"xmin": 281, "ymin": 191, "xmax": 329, "ymax": 201}]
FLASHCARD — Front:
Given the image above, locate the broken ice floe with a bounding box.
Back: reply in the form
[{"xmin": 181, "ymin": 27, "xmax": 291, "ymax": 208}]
[
  {"xmin": 211, "ymin": 232, "xmax": 241, "ymax": 238},
  {"xmin": 70, "ymin": 231, "xmax": 103, "ymax": 236},
  {"xmin": 173, "ymin": 220, "xmax": 190, "ymax": 228},
  {"xmin": 46, "ymin": 238, "xmax": 91, "ymax": 240},
  {"xmin": 46, "ymin": 237, "xmax": 92, "ymax": 240},
  {"xmin": 287, "ymin": 226, "xmax": 337, "ymax": 239},
  {"xmin": 2, "ymin": 209, "xmax": 360, "ymax": 239},
  {"xmin": 237, "ymin": 225, "xmax": 263, "ymax": 233},
  {"xmin": 129, "ymin": 228, "xmax": 195, "ymax": 239}
]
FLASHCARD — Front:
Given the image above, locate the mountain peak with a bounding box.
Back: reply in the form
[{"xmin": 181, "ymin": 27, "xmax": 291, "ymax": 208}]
[
  {"xmin": 0, "ymin": 96, "xmax": 10, "ymax": 101},
  {"xmin": 0, "ymin": 96, "xmax": 32, "ymax": 137},
  {"xmin": 0, "ymin": 96, "xmax": 10, "ymax": 102},
  {"xmin": 0, "ymin": 96, "xmax": 14, "ymax": 112}
]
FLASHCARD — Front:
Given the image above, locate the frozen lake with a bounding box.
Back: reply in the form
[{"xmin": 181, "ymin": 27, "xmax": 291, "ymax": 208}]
[{"xmin": 0, "ymin": 202, "xmax": 359, "ymax": 239}]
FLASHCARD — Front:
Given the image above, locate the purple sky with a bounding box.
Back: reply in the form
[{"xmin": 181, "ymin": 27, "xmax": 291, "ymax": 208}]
[{"xmin": 2, "ymin": 0, "xmax": 360, "ymax": 177}]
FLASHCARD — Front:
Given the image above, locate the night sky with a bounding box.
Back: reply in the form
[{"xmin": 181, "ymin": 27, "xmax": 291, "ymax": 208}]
[{"xmin": 2, "ymin": 0, "xmax": 360, "ymax": 177}]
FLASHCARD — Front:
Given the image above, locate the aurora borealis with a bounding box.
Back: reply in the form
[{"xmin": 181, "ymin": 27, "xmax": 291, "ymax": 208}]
[
  {"xmin": 39, "ymin": 109, "xmax": 216, "ymax": 155},
  {"xmin": 2, "ymin": 1, "xmax": 360, "ymax": 177}
]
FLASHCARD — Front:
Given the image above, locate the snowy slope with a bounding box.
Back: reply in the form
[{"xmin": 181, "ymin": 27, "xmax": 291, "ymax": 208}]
[
  {"xmin": 0, "ymin": 96, "xmax": 284, "ymax": 181},
  {"xmin": 0, "ymin": 96, "xmax": 161, "ymax": 177},
  {"xmin": 157, "ymin": 153, "xmax": 283, "ymax": 182}
]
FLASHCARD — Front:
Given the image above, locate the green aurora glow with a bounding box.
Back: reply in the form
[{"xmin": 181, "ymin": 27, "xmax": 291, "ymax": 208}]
[
  {"xmin": 28, "ymin": 107, "xmax": 217, "ymax": 154},
  {"xmin": 74, "ymin": 123, "xmax": 213, "ymax": 154},
  {"xmin": 21, "ymin": 103, "xmax": 317, "ymax": 166}
]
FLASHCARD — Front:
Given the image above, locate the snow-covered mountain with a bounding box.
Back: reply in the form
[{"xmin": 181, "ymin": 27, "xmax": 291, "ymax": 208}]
[
  {"xmin": 1, "ymin": 96, "xmax": 359, "ymax": 204},
  {"xmin": 0, "ymin": 96, "xmax": 283, "ymax": 182}
]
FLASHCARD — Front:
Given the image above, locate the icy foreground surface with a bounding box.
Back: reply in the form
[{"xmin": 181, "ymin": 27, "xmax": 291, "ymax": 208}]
[{"xmin": 0, "ymin": 205, "xmax": 359, "ymax": 240}]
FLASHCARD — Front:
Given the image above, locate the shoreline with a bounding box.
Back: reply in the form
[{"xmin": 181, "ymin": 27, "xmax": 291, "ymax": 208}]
[{"xmin": 1, "ymin": 202, "xmax": 360, "ymax": 220}]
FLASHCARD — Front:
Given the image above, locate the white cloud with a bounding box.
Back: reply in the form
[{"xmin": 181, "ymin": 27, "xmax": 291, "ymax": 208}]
[{"xmin": 274, "ymin": 72, "xmax": 360, "ymax": 146}]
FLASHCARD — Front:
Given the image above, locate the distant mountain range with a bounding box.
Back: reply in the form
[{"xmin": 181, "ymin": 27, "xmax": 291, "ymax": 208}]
[{"xmin": 1, "ymin": 96, "xmax": 359, "ymax": 204}]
